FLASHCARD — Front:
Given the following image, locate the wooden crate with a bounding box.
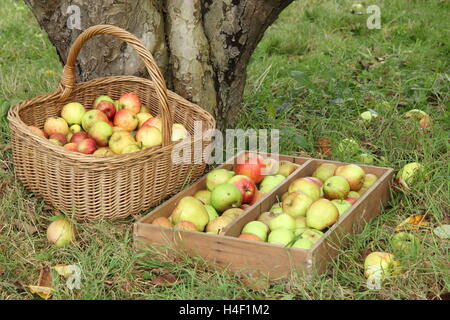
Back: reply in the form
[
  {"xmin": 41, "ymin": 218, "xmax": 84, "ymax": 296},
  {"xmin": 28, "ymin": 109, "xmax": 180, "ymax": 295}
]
[{"xmin": 134, "ymin": 153, "xmax": 394, "ymax": 280}]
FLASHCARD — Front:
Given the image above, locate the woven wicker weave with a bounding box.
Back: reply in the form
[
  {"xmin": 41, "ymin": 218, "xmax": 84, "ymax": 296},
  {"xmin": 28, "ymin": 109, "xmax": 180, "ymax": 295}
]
[{"xmin": 7, "ymin": 25, "xmax": 215, "ymax": 221}]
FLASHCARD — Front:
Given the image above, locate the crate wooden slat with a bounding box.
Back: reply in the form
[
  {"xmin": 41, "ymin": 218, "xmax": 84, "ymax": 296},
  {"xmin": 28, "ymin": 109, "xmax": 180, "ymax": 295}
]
[{"xmin": 134, "ymin": 153, "xmax": 394, "ymax": 280}]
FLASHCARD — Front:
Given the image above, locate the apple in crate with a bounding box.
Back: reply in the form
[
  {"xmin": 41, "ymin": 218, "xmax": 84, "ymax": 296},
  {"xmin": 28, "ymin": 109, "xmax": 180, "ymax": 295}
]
[
  {"xmin": 88, "ymin": 121, "xmax": 113, "ymax": 147},
  {"xmin": 136, "ymin": 126, "xmax": 162, "ymax": 148},
  {"xmin": 282, "ymin": 192, "xmax": 314, "ymax": 217},
  {"xmin": 363, "ymin": 173, "xmax": 378, "ymax": 189},
  {"xmin": 77, "ymin": 138, "xmax": 97, "ymax": 154},
  {"xmin": 211, "ymin": 183, "xmax": 242, "ymax": 212},
  {"xmin": 323, "ymin": 176, "xmax": 350, "ymax": 199},
  {"xmin": 222, "ymin": 208, "xmax": 244, "ymax": 220},
  {"xmin": 288, "ymin": 178, "xmax": 321, "ymax": 201},
  {"xmin": 175, "ymin": 221, "xmax": 198, "ymax": 231},
  {"xmin": 235, "ymin": 152, "xmax": 266, "ymax": 183},
  {"xmin": 206, "ymin": 169, "xmax": 235, "ymax": 191},
  {"xmin": 114, "ymin": 109, "xmax": 139, "ymax": 132},
  {"xmin": 108, "ymin": 131, "xmax": 136, "ymax": 154},
  {"xmin": 268, "ymin": 229, "xmax": 295, "ymax": 246},
  {"xmin": 207, "ymin": 215, "xmax": 234, "ymax": 234},
  {"xmin": 269, "ymin": 213, "xmax": 296, "ymax": 231},
  {"xmin": 292, "ymin": 238, "xmax": 314, "ymax": 249},
  {"xmin": 276, "ymin": 161, "xmax": 297, "ymax": 177},
  {"xmin": 44, "ymin": 117, "xmax": 69, "ymax": 137},
  {"xmin": 331, "ymin": 199, "xmax": 352, "ymax": 216},
  {"xmin": 259, "ymin": 175, "xmax": 286, "ymax": 193},
  {"xmin": 306, "ymin": 199, "xmax": 339, "ymax": 231},
  {"xmin": 96, "ymin": 101, "xmax": 116, "ymax": 120},
  {"xmin": 151, "ymin": 217, "xmax": 172, "ymax": 228},
  {"xmin": 119, "ymin": 92, "xmax": 141, "ymax": 114},
  {"xmin": 61, "ymin": 102, "xmax": 86, "ymax": 125},
  {"xmin": 238, "ymin": 233, "xmax": 262, "ymax": 241},
  {"xmin": 312, "ymin": 163, "xmax": 337, "ymax": 183},
  {"xmin": 171, "ymin": 196, "xmax": 209, "ymax": 232},
  {"xmin": 228, "ymin": 175, "xmax": 257, "ymax": 204},
  {"xmin": 241, "ymin": 221, "xmax": 269, "ymax": 241},
  {"xmin": 81, "ymin": 110, "xmax": 109, "ymax": 132},
  {"xmin": 204, "ymin": 205, "xmax": 219, "ymax": 222},
  {"xmin": 28, "ymin": 125, "xmax": 48, "ymax": 138},
  {"xmin": 257, "ymin": 211, "xmax": 281, "ymax": 227},
  {"xmin": 335, "ymin": 164, "xmax": 366, "ymax": 191},
  {"xmin": 194, "ymin": 190, "xmax": 212, "ymax": 205},
  {"xmin": 93, "ymin": 95, "xmax": 114, "ymax": 108}
]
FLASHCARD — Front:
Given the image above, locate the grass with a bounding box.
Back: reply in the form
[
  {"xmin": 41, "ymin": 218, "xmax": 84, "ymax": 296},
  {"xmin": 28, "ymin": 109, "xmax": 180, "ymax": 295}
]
[{"xmin": 0, "ymin": 0, "xmax": 449, "ymax": 300}]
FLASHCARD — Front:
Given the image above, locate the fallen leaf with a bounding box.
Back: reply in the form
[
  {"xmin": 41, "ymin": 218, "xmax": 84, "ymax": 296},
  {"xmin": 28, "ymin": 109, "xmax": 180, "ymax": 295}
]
[
  {"xmin": 396, "ymin": 215, "xmax": 429, "ymax": 231},
  {"xmin": 29, "ymin": 266, "xmax": 54, "ymax": 299},
  {"xmin": 0, "ymin": 179, "xmax": 11, "ymax": 195},
  {"xmin": 14, "ymin": 220, "xmax": 38, "ymax": 235},
  {"xmin": 433, "ymin": 225, "xmax": 450, "ymax": 239},
  {"xmin": 317, "ymin": 138, "xmax": 332, "ymax": 156},
  {"xmin": 151, "ymin": 273, "xmax": 180, "ymax": 286}
]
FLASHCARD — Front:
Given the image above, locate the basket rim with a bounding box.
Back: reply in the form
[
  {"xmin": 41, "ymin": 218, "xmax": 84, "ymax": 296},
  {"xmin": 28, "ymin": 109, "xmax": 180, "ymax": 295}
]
[{"xmin": 8, "ymin": 75, "xmax": 216, "ymax": 165}]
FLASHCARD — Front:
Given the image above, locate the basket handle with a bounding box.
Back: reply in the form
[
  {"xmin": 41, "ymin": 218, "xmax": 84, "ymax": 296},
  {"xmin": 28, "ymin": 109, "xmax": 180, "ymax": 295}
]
[{"xmin": 59, "ymin": 24, "xmax": 172, "ymax": 145}]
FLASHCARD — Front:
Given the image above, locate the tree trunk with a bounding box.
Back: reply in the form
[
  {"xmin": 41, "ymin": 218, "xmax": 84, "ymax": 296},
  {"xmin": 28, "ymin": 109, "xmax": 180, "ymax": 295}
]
[{"xmin": 24, "ymin": 0, "xmax": 293, "ymax": 129}]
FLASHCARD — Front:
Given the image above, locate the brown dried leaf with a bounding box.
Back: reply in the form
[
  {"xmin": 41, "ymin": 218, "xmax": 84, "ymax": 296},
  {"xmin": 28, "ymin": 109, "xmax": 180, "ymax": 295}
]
[
  {"xmin": 396, "ymin": 215, "xmax": 429, "ymax": 231},
  {"xmin": 13, "ymin": 220, "xmax": 38, "ymax": 235},
  {"xmin": 151, "ymin": 273, "xmax": 180, "ymax": 286},
  {"xmin": 317, "ymin": 138, "xmax": 332, "ymax": 157},
  {"xmin": 29, "ymin": 266, "xmax": 54, "ymax": 300}
]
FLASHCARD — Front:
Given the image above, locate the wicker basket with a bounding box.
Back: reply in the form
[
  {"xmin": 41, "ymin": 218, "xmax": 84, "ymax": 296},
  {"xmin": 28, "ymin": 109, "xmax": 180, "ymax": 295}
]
[{"xmin": 7, "ymin": 25, "xmax": 215, "ymax": 221}]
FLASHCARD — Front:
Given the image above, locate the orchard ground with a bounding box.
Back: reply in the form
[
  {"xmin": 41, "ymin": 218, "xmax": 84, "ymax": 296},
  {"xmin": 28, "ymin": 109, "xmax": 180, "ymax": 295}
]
[{"xmin": 0, "ymin": 0, "xmax": 448, "ymax": 299}]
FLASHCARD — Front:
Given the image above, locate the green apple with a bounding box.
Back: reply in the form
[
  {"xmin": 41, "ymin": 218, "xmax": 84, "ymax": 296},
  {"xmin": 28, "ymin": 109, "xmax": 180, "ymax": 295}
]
[
  {"xmin": 288, "ymin": 178, "xmax": 321, "ymax": 201},
  {"xmin": 396, "ymin": 162, "xmax": 423, "ymax": 188},
  {"xmin": 276, "ymin": 161, "xmax": 298, "ymax": 177},
  {"xmin": 306, "ymin": 199, "xmax": 339, "ymax": 231},
  {"xmin": 93, "ymin": 95, "xmax": 114, "ymax": 108},
  {"xmin": 282, "ymin": 192, "xmax": 313, "ymax": 217},
  {"xmin": 292, "ymin": 238, "xmax": 314, "ymax": 249},
  {"xmin": 323, "ymin": 176, "xmax": 350, "ymax": 200},
  {"xmin": 390, "ymin": 232, "xmax": 420, "ymax": 254},
  {"xmin": 206, "ymin": 215, "xmax": 233, "ymax": 234},
  {"xmin": 204, "ymin": 204, "xmax": 219, "ymax": 222},
  {"xmin": 88, "ymin": 121, "xmax": 113, "ymax": 147},
  {"xmin": 364, "ymin": 252, "xmax": 398, "ymax": 278},
  {"xmin": 347, "ymin": 191, "xmax": 360, "ymax": 200},
  {"xmin": 269, "ymin": 213, "xmax": 296, "ymax": 231},
  {"xmin": 222, "ymin": 208, "xmax": 244, "ymax": 220},
  {"xmin": 242, "ymin": 221, "xmax": 269, "ymax": 241},
  {"xmin": 171, "ymin": 196, "xmax": 209, "ymax": 232},
  {"xmin": 270, "ymin": 203, "xmax": 284, "ymax": 214},
  {"xmin": 268, "ymin": 229, "xmax": 295, "ymax": 246},
  {"xmin": 359, "ymin": 153, "xmax": 376, "ymax": 165},
  {"xmin": 300, "ymin": 228, "xmax": 324, "ymax": 243},
  {"xmin": 335, "ymin": 164, "xmax": 366, "ymax": 191},
  {"xmin": 259, "ymin": 174, "xmax": 286, "ymax": 193},
  {"xmin": 360, "ymin": 109, "xmax": 379, "ymax": 122},
  {"xmin": 206, "ymin": 169, "xmax": 235, "ymax": 191},
  {"xmin": 294, "ymin": 216, "xmax": 308, "ymax": 236},
  {"xmin": 337, "ymin": 138, "xmax": 360, "ymax": 155},
  {"xmin": 363, "ymin": 173, "xmax": 378, "ymax": 189},
  {"xmin": 194, "ymin": 189, "xmax": 212, "ymax": 205},
  {"xmin": 61, "ymin": 102, "xmax": 86, "ymax": 125},
  {"xmin": 81, "ymin": 109, "xmax": 109, "ymax": 131},
  {"xmin": 257, "ymin": 211, "xmax": 282, "ymax": 227},
  {"xmin": 210, "ymin": 183, "xmax": 242, "ymax": 212},
  {"xmin": 331, "ymin": 199, "xmax": 352, "ymax": 216},
  {"xmin": 312, "ymin": 163, "xmax": 338, "ymax": 183}
]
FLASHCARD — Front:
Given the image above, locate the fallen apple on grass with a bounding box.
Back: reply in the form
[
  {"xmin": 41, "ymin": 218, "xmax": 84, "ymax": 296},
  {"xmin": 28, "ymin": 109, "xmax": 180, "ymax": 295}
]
[{"xmin": 47, "ymin": 218, "xmax": 75, "ymax": 248}]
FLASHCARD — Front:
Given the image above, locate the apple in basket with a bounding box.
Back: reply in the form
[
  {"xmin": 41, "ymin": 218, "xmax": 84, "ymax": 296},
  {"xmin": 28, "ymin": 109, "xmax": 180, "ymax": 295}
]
[
  {"xmin": 88, "ymin": 121, "xmax": 113, "ymax": 147},
  {"xmin": 77, "ymin": 138, "xmax": 97, "ymax": 154},
  {"xmin": 96, "ymin": 100, "xmax": 116, "ymax": 120},
  {"xmin": 119, "ymin": 92, "xmax": 142, "ymax": 114},
  {"xmin": 172, "ymin": 124, "xmax": 188, "ymax": 142},
  {"xmin": 93, "ymin": 147, "xmax": 114, "ymax": 156},
  {"xmin": 61, "ymin": 102, "xmax": 86, "ymax": 125},
  {"xmin": 81, "ymin": 110, "xmax": 109, "ymax": 131},
  {"xmin": 136, "ymin": 113, "xmax": 153, "ymax": 128},
  {"xmin": 70, "ymin": 132, "xmax": 89, "ymax": 144},
  {"xmin": 136, "ymin": 126, "xmax": 162, "ymax": 148},
  {"xmin": 93, "ymin": 95, "xmax": 115, "ymax": 109},
  {"xmin": 28, "ymin": 125, "xmax": 48, "ymax": 138},
  {"xmin": 108, "ymin": 131, "xmax": 136, "ymax": 154},
  {"xmin": 114, "ymin": 109, "xmax": 139, "ymax": 132},
  {"xmin": 64, "ymin": 142, "xmax": 79, "ymax": 152},
  {"xmin": 142, "ymin": 117, "xmax": 162, "ymax": 131},
  {"xmin": 44, "ymin": 117, "xmax": 69, "ymax": 137},
  {"xmin": 49, "ymin": 133, "xmax": 67, "ymax": 145}
]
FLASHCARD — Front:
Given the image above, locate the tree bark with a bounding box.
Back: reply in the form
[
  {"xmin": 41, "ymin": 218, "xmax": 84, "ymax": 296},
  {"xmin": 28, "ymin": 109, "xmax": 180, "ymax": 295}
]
[{"xmin": 24, "ymin": 0, "xmax": 293, "ymax": 128}]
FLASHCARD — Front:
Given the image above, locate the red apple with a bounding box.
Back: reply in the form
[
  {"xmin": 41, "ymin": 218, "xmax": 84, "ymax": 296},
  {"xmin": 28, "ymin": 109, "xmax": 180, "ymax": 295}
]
[
  {"xmin": 142, "ymin": 117, "xmax": 162, "ymax": 131},
  {"xmin": 77, "ymin": 138, "xmax": 97, "ymax": 154},
  {"xmin": 29, "ymin": 125, "xmax": 48, "ymax": 138},
  {"xmin": 96, "ymin": 101, "xmax": 116, "ymax": 120},
  {"xmin": 235, "ymin": 152, "xmax": 266, "ymax": 183},
  {"xmin": 228, "ymin": 175, "xmax": 257, "ymax": 204},
  {"xmin": 345, "ymin": 197, "xmax": 357, "ymax": 205},
  {"xmin": 63, "ymin": 143, "xmax": 78, "ymax": 152},
  {"xmin": 304, "ymin": 176, "xmax": 323, "ymax": 187},
  {"xmin": 249, "ymin": 189, "xmax": 266, "ymax": 206},
  {"xmin": 119, "ymin": 92, "xmax": 141, "ymax": 115},
  {"xmin": 70, "ymin": 132, "xmax": 89, "ymax": 144},
  {"xmin": 49, "ymin": 133, "xmax": 67, "ymax": 145},
  {"xmin": 114, "ymin": 109, "xmax": 138, "ymax": 131}
]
